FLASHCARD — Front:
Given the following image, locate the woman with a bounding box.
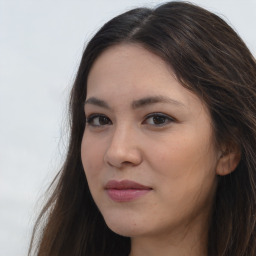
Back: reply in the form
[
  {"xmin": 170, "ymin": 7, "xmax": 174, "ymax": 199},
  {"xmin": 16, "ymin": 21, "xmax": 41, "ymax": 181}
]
[{"xmin": 29, "ymin": 2, "xmax": 256, "ymax": 255}]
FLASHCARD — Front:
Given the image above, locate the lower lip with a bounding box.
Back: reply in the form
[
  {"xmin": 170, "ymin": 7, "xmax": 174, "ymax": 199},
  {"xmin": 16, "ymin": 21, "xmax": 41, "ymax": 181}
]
[{"xmin": 106, "ymin": 189, "xmax": 151, "ymax": 202}]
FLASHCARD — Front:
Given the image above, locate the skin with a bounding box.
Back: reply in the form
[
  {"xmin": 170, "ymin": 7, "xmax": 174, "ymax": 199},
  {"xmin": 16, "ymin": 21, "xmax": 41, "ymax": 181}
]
[{"xmin": 81, "ymin": 44, "xmax": 237, "ymax": 255}]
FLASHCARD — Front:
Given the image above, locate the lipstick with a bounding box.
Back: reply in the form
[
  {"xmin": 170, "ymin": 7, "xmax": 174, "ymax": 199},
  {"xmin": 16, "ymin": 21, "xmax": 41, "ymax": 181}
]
[{"xmin": 105, "ymin": 180, "xmax": 152, "ymax": 202}]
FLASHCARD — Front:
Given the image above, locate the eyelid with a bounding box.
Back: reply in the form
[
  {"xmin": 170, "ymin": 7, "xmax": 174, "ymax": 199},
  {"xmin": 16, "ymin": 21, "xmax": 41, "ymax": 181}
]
[
  {"xmin": 86, "ymin": 113, "xmax": 112, "ymax": 127},
  {"xmin": 143, "ymin": 112, "xmax": 175, "ymax": 126},
  {"xmin": 145, "ymin": 112, "xmax": 175, "ymax": 120},
  {"xmin": 85, "ymin": 112, "xmax": 176, "ymax": 128}
]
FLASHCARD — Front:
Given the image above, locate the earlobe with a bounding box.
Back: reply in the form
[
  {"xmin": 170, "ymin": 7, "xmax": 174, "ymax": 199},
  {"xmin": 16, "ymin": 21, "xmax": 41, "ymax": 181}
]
[{"xmin": 216, "ymin": 150, "xmax": 241, "ymax": 176}]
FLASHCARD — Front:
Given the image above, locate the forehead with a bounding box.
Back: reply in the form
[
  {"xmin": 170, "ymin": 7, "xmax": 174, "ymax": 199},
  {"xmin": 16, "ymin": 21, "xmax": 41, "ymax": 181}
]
[
  {"xmin": 87, "ymin": 44, "xmax": 176, "ymax": 96},
  {"xmin": 87, "ymin": 43, "xmax": 171, "ymax": 87},
  {"xmin": 86, "ymin": 43, "xmax": 207, "ymax": 113}
]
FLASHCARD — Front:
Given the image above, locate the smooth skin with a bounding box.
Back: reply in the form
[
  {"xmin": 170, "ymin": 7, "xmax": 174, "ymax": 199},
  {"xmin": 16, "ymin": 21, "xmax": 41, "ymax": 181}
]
[{"xmin": 81, "ymin": 44, "xmax": 240, "ymax": 256}]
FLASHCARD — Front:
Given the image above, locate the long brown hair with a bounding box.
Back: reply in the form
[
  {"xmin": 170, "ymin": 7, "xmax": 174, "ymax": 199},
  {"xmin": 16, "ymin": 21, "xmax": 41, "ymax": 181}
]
[{"xmin": 29, "ymin": 2, "xmax": 256, "ymax": 255}]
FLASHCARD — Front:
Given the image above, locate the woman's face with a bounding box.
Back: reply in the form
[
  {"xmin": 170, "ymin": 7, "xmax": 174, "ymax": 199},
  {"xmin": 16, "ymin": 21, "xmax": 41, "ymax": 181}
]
[{"xmin": 81, "ymin": 44, "xmax": 220, "ymax": 239}]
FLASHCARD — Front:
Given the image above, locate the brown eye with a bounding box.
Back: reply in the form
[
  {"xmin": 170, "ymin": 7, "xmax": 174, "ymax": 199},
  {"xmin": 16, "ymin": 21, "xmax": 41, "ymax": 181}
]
[
  {"xmin": 143, "ymin": 113, "xmax": 174, "ymax": 126},
  {"xmin": 152, "ymin": 116, "xmax": 167, "ymax": 125},
  {"xmin": 86, "ymin": 114, "xmax": 112, "ymax": 127},
  {"xmin": 98, "ymin": 116, "xmax": 111, "ymax": 125}
]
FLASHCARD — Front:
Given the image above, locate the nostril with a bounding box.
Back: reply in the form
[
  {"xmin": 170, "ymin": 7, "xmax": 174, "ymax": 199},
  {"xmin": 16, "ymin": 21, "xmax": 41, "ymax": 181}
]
[
  {"xmin": 122, "ymin": 161, "xmax": 132, "ymax": 165},
  {"xmin": 106, "ymin": 160, "xmax": 134, "ymax": 169},
  {"xmin": 103, "ymin": 132, "xmax": 143, "ymax": 168},
  {"xmin": 104, "ymin": 147, "xmax": 143, "ymax": 168}
]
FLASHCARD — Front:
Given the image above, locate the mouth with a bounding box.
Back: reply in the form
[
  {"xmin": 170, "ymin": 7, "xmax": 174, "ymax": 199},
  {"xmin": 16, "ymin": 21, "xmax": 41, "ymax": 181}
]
[{"xmin": 105, "ymin": 180, "xmax": 152, "ymax": 202}]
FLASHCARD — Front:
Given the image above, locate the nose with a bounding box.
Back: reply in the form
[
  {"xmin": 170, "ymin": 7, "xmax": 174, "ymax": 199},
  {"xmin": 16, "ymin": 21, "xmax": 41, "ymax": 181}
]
[{"xmin": 103, "ymin": 125, "xmax": 143, "ymax": 169}]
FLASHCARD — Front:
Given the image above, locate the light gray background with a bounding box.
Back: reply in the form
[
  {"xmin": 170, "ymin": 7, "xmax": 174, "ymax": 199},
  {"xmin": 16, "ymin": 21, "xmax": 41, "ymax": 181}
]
[{"xmin": 1, "ymin": 0, "xmax": 255, "ymax": 255}]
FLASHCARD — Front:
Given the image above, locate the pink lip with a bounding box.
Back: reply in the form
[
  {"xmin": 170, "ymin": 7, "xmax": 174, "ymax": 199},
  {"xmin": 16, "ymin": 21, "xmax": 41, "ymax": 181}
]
[{"xmin": 105, "ymin": 180, "xmax": 152, "ymax": 202}]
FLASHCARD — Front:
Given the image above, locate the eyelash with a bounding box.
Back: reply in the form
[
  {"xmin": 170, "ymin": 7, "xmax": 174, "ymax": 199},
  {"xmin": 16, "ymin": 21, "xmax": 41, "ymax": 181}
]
[
  {"xmin": 143, "ymin": 113, "xmax": 175, "ymax": 126},
  {"xmin": 86, "ymin": 114, "xmax": 112, "ymax": 127},
  {"xmin": 86, "ymin": 112, "xmax": 175, "ymax": 128}
]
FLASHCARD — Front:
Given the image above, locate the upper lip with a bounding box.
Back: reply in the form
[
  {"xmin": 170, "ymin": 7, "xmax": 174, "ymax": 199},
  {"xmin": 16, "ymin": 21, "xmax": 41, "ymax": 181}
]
[{"xmin": 105, "ymin": 180, "xmax": 152, "ymax": 190}]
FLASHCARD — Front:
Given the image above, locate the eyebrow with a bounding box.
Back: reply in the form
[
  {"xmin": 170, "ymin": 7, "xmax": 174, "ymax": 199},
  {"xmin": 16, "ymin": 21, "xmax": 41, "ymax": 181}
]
[
  {"xmin": 131, "ymin": 95, "xmax": 185, "ymax": 109},
  {"xmin": 84, "ymin": 97, "xmax": 111, "ymax": 109},
  {"xmin": 84, "ymin": 95, "xmax": 185, "ymax": 110}
]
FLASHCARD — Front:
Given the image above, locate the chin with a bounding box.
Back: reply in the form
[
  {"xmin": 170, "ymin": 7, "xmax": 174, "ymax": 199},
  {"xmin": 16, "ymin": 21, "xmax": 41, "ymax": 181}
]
[{"xmin": 103, "ymin": 214, "xmax": 146, "ymax": 237}]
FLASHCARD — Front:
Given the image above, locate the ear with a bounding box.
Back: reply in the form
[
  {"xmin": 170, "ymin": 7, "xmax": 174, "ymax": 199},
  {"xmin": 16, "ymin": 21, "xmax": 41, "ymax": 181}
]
[{"xmin": 216, "ymin": 148, "xmax": 241, "ymax": 176}]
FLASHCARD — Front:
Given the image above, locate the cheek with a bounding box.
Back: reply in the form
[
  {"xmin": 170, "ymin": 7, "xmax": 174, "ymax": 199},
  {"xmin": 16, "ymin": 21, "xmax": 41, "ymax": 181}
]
[
  {"xmin": 81, "ymin": 133, "xmax": 108, "ymax": 207},
  {"xmin": 81, "ymin": 133, "xmax": 105, "ymax": 180},
  {"xmin": 147, "ymin": 132, "xmax": 218, "ymax": 198},
  {"xmin": 153, "ymin": 125, "xmax": 217, "ymax": 173},
  {"xmin": 149, "ymin": 143, "xmax": 217, "ymax": 226}
]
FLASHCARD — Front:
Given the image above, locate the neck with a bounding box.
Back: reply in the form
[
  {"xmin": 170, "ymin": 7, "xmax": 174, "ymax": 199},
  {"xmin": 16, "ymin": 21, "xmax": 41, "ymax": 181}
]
[{"xmin": 129, "ymin": 216, "xmax": 209, "ymax": 256}]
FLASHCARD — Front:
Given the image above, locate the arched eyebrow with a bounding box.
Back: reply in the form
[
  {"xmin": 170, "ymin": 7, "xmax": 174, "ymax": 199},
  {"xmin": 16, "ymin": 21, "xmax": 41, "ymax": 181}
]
[
  {"xmin": 84, "ymin": 97, "xmax": 111, "ymax": 109},
  {"xmin": 84, "ymin": 95, "xmax": 185, "ymax": 110},
  {"xmin": 131, "ymin": 95, "xmax": 185, "ymax": 109}
]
